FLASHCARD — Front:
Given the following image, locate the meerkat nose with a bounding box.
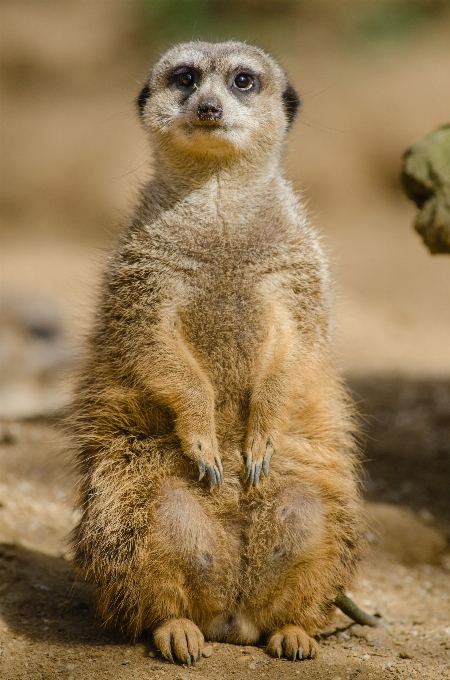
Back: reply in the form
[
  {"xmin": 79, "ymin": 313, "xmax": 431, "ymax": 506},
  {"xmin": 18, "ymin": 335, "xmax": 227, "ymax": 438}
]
[{"xmin": 197, "ymin": 102, "xmax": 223, "ymax": 121}]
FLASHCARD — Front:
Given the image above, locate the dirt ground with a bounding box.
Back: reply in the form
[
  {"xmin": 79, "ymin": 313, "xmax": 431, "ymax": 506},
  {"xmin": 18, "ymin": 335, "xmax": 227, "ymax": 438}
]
[{"xmin": 1, "ymin": 2, "xmax": 450, "ymax": 679}]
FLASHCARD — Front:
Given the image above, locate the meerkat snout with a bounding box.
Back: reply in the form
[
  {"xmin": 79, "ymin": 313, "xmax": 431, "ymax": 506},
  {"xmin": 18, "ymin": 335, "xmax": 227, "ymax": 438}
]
[{"xmin": 197, "ymin": 101, "xmax": 223, "ymax": 121}]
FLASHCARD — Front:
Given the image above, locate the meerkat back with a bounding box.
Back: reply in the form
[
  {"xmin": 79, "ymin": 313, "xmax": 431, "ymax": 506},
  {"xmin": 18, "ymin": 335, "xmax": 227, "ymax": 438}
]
[{"xmin": 72, "ymin": 41, "xmax": 364, "ymax": 665}]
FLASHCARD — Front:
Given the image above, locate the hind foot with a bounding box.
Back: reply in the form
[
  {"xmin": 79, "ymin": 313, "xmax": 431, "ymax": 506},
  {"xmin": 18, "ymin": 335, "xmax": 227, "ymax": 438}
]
[
  {"xmin": 154, "ymin": 618, "xmax": 206, "ymax": 665},
  {"xmin": 266, "ymin": 625, "xmax": 319, "ymax": 661}
]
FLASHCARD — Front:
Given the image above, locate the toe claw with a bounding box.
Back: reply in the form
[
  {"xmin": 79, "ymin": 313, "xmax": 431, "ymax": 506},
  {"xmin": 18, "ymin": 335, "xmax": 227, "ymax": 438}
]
[
  {"xmin": 245, "ymin": 453, "xmax": 252, "ymax": 480},
  {"xmin": 298, "ymin": 647, "xmax": 304, "ymax": 660},
  {"xmin": 276, "ymin": 646, "xmax": 282, "ymax": 658},
  {"xmin": 254, "ymin": 461, "xmax": 262, "ymax": 485},
  {"xmin": 216, "ymin": 456, "xmax": 223, "ymax": 478},
  {"xmin": 214, "ymin": 466, "xmax": 222, "ymax": 487},
  {"xmin": 262, "ymin": 453, "xmax": 272, "ymax": 476},
  {"xmin": 292, "ymin": 650, "xmax": 297, "ymax": 661},
  {"xmin": 186, "ymin": 653, "xmax": 191, "ymax": 667},
  {"xmin": 309, "ymin": 647, "xmax": 316, "ymax": 659},
  {"xmin": 166, "ymin": 649, "xmax": 174, "ymax": 663},
  {"xmin": 197, "ymin": 459, "xmax": 205, "ymax": 481},
  {"xmin": 207, "ymin": 464, "xmax": 216, "ymax": 490},
  {"xmin": 249, "ymin": 463, "xmax": 256, "ymax": 486}
]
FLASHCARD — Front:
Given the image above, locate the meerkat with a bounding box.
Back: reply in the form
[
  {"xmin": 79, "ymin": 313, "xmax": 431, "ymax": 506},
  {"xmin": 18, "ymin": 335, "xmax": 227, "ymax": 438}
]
[{"xmin": 71, "ymin": 40, "xmax": 365, "ymax": 664}]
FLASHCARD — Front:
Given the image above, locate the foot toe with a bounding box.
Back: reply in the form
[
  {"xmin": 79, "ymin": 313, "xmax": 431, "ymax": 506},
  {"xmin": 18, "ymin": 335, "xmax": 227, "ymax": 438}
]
[
  {"xmin": 154, "ymin": 618, "xmax": 205, "ymax": 665},
  {"xmin": 266, "ymin": 626, "xmax": 318, "ymax": 662}
]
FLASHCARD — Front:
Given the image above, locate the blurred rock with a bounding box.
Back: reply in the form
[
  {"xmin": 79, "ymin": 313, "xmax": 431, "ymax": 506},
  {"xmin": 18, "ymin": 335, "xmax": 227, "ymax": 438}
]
[
  {"xmin": 0, "ymin": 292, "xmax": 75, "ymax": 419},
  {"xmin": 401, "ymin": 124, "xmax": 450, "ymax": 254}
]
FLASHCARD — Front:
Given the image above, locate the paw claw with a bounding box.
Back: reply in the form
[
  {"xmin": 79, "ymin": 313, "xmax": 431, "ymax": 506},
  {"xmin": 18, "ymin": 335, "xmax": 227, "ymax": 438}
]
[
  {"xmin": 254, "ymin": 461, "xmax": 262, "ymax": 485},
  {"xmin": 245, "ymin": 453, "xmax": 252, "ymax": 480},
  {"xmin": 206, "ymin": 464, "xmax": 216, "ymax": 490},
  {"xmin": 216, "ymin": 455, "xmax": 223, "ymax": 479},
  {"xmin": 262, "ymin": 453, "xmax": 272, "ymax": 476},
  {"xmin": 244, "ymin": 432, "xmax": 275, "ymax": 486},
  {"xmin": 249, "ymin": 464, "xmax": 256, "ymax": 486},
  {"xmin": 213, "ymin": 463, "xmax": 222, "ymax": 487},
  {"xmin": 197, "ymin": 459, "xmax": 205, "ymax": 481},
  {"xmin": 188, "ymin": 437, "xmax": 222, "ymax": 490}
]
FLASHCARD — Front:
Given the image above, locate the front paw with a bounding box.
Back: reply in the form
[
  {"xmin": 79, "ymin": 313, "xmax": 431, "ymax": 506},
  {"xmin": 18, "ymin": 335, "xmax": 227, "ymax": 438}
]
[
  {"xmin": 244, "ymin": 431, "xmax": 275, "ymax": 487},
  {"xmin": 186, "ymin": 436, "xmax": 223, "ymax": 491}
]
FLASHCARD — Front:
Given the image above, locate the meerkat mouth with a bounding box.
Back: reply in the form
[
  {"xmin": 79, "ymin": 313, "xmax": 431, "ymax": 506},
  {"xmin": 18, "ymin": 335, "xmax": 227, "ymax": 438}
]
[{"xmin": 190, "ymin": 120, "xmax": 229, "ymax": 133}]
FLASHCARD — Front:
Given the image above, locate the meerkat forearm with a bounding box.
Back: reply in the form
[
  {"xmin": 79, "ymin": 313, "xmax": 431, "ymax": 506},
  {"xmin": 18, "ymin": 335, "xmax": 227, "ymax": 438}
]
[
  {"xmin": 132, "ymin": 319, "xmax": 223, "ymax": 488},
  {"xmin": 244, "ymin": 303, "xmax": 297, "ymax": 485}
]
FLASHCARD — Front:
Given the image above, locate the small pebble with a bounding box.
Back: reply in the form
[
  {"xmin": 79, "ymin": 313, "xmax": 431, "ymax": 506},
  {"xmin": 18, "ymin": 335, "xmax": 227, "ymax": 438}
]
[
  {"xmin": 148, "ymin": 650, "xmax": 156, "ymax": 657},
  {"xmin": 398, "ymin": 650, "xmax": 413, "ymax": 659},
  {"xmin": 66, "ymin": 664, "xmax": 75, "ymax": 670},
  {"xmin": 202, "ymin": 644, "xmax": 213, "ymax": 657},
  {"xmin": 368, "ymin": 639, "xmax": 382, "ymax": 647}
]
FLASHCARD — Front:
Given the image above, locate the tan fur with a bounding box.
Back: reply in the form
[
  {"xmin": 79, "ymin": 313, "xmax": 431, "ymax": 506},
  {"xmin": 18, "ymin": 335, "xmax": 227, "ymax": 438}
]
[{"xmin": 71, "ymin": 41, "xmax": 365, "ymax": 663}]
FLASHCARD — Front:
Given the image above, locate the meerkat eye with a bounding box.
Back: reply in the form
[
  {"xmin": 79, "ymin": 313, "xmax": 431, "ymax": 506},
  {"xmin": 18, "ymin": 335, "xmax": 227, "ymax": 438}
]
[
  {"xmin": 234, "ymin": 72, "xmax": 254, "ymax": 90},
  {"xmin": 177, "ymin": 70, "xmax": 196, "ymax": 87}
]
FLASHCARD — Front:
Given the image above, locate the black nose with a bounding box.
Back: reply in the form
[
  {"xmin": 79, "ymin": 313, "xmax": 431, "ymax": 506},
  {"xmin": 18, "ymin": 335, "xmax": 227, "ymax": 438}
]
[{"xmin": 197, "ymin": 102, "xmax": 222, "ymax": 121}]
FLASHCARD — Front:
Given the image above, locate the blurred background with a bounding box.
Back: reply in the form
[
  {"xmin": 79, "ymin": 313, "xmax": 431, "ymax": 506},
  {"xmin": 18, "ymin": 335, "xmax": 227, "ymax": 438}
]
[{"xmin": 0, "ymin": 0, "xmax": 450, "ymax": 559}]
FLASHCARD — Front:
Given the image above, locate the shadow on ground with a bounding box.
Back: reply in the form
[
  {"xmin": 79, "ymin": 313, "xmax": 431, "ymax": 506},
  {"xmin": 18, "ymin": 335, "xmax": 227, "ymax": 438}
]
[
  {"xmin": 350, "ymin": 376, "xmax": 450, "ymax": 536},
  {"xmin": 0, "ymin": 542, "xmax": 122, "ymax": 646}
]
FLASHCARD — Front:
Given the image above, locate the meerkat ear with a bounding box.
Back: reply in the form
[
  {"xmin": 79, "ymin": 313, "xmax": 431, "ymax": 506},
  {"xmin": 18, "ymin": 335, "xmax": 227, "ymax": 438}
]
[
  {"xmin": 282, "ymin": 82, "xmax": 300, "ymax": 127},
  {"xmin": 137, "ymin": 83, "xmax": 151, "ymax": 116}
]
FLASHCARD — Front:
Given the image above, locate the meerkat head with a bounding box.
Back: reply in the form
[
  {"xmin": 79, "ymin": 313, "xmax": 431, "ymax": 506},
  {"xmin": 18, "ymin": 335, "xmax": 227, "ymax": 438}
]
[{"xmin": 137, "ymin": 41, "xmax": 300, "ymax": 163}]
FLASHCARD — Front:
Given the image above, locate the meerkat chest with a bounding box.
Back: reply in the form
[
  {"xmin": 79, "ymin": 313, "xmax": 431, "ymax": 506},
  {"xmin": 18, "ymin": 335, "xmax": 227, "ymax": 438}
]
[{"xmin": 180, "ymin": 252, "xmax": 265, "ymax": 369}]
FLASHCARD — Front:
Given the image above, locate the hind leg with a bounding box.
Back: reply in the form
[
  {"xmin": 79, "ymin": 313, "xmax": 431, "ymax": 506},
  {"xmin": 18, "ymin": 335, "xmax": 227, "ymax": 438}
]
[
  {"xmin": 150, "ymin": 478, "xmax": 241, "ymax": 663},
  {"xmin": 240, "ymin": 459, "xmax": 363, "ymax": 660},
  {"xmin": 241, "ymin": 480, "xmax": 324, "ymax": 659},
  {"xmin": 73, "ymin": 436, "xmax": 239, "ymax": 662}
]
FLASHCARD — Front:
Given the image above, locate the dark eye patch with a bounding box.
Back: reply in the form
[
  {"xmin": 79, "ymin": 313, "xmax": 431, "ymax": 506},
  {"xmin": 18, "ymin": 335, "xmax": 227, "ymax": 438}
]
[{"xmin": 168, "ymin": 65, "xmax": 201, "ymax": 90}]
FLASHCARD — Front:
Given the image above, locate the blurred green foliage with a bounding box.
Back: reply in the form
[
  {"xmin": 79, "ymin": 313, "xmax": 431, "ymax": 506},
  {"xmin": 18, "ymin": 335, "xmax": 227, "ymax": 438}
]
[
  {"xmin": 135, "ymin": 0, "xmax": 300, "ymax": 50},
  {"xmin": 134, "ymin": 0, "xmax": 450, "ymax": 53},
  {"xmin": 347, "ymin": 0, "xmax": 450, "ymax": 46}
]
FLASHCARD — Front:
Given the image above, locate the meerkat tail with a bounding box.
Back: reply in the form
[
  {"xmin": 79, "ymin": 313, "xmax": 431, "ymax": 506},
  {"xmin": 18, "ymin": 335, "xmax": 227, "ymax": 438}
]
[{"xmin": 334, "ymin": 592, "xmax": 381, "ymax": 627}]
